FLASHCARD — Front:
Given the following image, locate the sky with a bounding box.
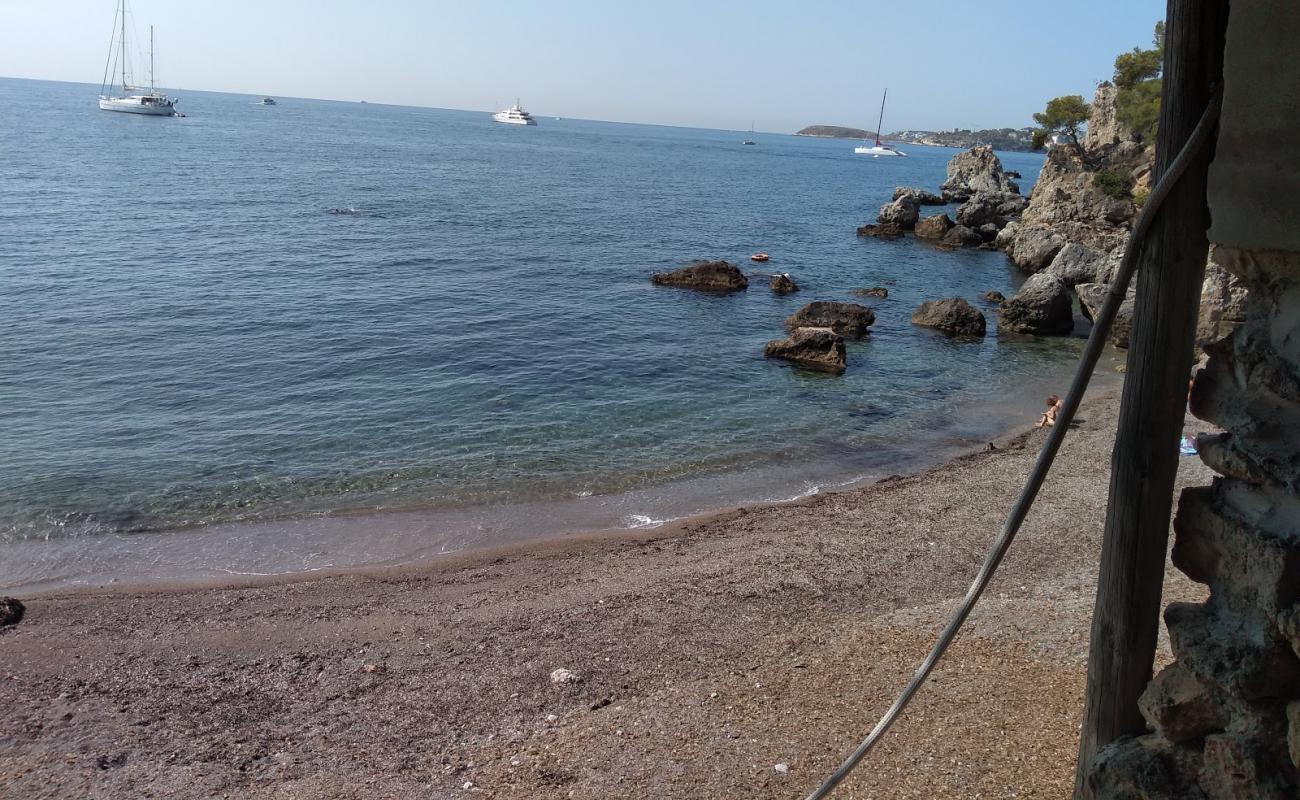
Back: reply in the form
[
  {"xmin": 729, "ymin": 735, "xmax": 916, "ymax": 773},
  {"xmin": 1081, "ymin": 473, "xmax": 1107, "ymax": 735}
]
[{"xmin": 0, "ymin": 1, "xmax": 1166, "ymax": 133}]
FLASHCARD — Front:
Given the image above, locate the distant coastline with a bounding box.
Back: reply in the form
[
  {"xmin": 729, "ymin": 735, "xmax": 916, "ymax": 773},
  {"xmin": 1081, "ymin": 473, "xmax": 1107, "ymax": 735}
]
[{"xmin": 795, "ymin": 123, "xmax": 1038, "ymax": 152}]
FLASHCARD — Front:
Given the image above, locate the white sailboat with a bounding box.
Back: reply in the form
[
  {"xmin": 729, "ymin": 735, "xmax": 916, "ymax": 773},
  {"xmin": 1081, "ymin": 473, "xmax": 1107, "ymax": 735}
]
[
  {"xmin": 98, "ymin": 0, "xmax": 178, "ymax": 116},
  {"xmin": 742, "ymin": 121, "xmax": 756, "ymax": 145},
  {"xmin": 854, "ymin": 89, "xmax": 905, "ymax": 157}
]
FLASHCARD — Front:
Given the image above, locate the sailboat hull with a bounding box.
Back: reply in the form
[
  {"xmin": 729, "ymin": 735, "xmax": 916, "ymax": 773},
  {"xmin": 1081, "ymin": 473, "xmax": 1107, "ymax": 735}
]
[
  {"xmin": 99, "ymin": 96, "xmax": 176, "ymax": 116},
  {"xmin": 854, "ymin": 145, "xmax": 906, "ymax": 157}
]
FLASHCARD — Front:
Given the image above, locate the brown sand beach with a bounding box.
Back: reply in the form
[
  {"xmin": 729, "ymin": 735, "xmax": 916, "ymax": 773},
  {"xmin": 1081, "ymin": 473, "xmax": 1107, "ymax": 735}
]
[{"xmin": 0, "ymin": 385, "xmax": 1213, "ymax": 799}]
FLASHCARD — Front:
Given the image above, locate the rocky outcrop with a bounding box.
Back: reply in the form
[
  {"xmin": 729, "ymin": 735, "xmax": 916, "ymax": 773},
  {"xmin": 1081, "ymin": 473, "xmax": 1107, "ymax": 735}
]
[
  {"xmin": 784, "ymin": 301, "xmax": 875, "ymax": 337},
  {"xmin": 0, "ymin": 597, "xmax": 23, "ymax": 628},
  {"xmin": 850, "ymin": 287, "xmax": 889, "ymax": 299},
  {"xmin": 769, "ymin": 273, "xmax": 799, "ymax": 294},
  {"xmin": 856, "ymin": 222, "xmax": 905, "ymax": 239},
  {"xmin": 877, "ymin": 195, "xmax": 921, "ymax": 229},
  {"xmin": 651, "ymin": 261, "xmax": 748, "ymax": 291},
  {"xmin": 997, "ymin": 223, "xmax": 1065, "ymax": 271},
  {"xmin": 997, "ymin": 274, "xmax": 1074, "ymax": 335},
  {"xmin": 1045, "ymin": 242, "xmax": 1109, "ymax": 287},
  {"xmin": 940, "ymin": 145, "xmax": 1020, "ymax": 201},
  {"xmin": 892, "ymin": 186, "xmax": 945, "ymax": 205},
  {"xmin": 911, "ymin": 298, "xmax": 987, "ymax": 337},
  {"xmin": 763, "ymin": 327, "xmax": 846, "ymax": 374},
  {"xmin": 1082, "ymin": 83, "xmax": 1124, "ymax": 153},
  {"xmin": 1197, "ymin": 252, "xmax": 1249, "ymax": 345},
  {"xmin": 956, "ymin": 191, "xmax": 1030, "ymax": 230},
  {"xmin": 914, "ymin": 213, "xmax": 955, "ymax": 240},
  {"xmin": 1075, "ymin": 282, "xmax": 1136, "ymax": 348}
]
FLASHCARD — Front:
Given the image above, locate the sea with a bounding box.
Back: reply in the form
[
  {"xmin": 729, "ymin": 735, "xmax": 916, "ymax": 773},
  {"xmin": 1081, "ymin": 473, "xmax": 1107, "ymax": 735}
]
[{"xmin": 0, "ymin": 77, "xmax": 1118, "ymax": 592}]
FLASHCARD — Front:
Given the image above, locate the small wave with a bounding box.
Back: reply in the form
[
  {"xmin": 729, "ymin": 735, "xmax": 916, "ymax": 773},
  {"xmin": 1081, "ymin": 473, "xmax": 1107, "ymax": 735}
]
[
  {"xmin": 575, "ymin": 489, "xmax": 593, "ymax": 498},
  {"xmin": 621, "ymin": 514, "xmax": 664, "ymax": 529},
  {"xmin": 326, "ymin": 207, "xmax": 362, "ymax": 215}
]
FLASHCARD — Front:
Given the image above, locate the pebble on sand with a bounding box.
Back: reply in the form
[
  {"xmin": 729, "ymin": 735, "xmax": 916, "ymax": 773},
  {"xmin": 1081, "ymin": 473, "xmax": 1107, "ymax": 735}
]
[
  {"xmin": 550, "ymin": 668, "xmax": 581, "ymax": 684},
  {"xmin": 775, "ymin": 763, "xmax": 790, "ymax": 774}
]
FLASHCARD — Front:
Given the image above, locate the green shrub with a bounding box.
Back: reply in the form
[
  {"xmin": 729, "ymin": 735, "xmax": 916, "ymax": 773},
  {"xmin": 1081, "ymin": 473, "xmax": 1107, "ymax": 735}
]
[
  {"xmin": 1094, "ymin": 169, "xmax": 1135, "ymax": 200},
  {"xmin": 1132, "ymin": 187, "xmax": 1150, "ymax": 208}
]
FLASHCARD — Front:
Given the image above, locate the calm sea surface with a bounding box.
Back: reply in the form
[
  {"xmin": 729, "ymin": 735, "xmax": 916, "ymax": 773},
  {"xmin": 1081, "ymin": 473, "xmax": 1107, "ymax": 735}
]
[{"xmin": 0, "ymin": 78, "xmax": 1112, "ymax": 590}]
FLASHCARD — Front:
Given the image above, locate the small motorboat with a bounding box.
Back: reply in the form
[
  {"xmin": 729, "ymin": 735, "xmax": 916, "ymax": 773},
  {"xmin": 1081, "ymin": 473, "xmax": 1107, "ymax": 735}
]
[{"xmin": 751, "ymin": 253, "xmax": 770, "ymax": 262}]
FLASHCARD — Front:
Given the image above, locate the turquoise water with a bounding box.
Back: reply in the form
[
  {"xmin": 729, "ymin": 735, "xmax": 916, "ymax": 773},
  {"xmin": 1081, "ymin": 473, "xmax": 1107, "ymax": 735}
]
[{"xmin": 1, "ymin": 78, "xmax": 1098, "ymax": 588}]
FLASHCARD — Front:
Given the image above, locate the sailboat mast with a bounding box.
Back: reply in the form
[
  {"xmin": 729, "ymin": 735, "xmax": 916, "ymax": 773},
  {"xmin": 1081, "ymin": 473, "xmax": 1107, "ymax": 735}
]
[
  {"xmin": 875, "ymin": 88, "xmax": 888, "ymax": 147},
  {"xmin": 150, "ymin": 25, "xmax": 155, "ymax": 93},
  {"xmin": 120, "ymin": 0, "xmax": 127, "ymax": 92}
]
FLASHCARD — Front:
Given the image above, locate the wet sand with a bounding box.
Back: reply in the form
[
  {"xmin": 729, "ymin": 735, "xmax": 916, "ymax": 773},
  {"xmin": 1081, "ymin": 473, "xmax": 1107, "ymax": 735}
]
[{"xmin": 0, "ymin": 385, "xmax": 1214, "ymax": 799}]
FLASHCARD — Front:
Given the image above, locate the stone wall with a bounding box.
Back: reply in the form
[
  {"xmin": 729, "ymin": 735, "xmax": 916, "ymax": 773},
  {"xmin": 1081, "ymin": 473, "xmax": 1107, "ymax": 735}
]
[{"xmin": 1088, "ymin": 247, "xmax": 1300, "ymax": 799}]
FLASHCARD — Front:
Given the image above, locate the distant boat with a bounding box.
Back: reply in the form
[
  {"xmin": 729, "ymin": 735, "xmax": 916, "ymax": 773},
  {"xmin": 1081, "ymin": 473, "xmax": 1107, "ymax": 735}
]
[
  {"xmin": 259, "ymin": 97, "xmax": 277, "ymax": 106},
  {"xmin": 98, "ymin": 1, "xmax": 177, "ymax": 116},
  {"xmin": 493, "ymin": 100, "xmax": 537, "ymax": 126},
  {"xmin": 742, "ymin": 121, "xmax": 756, "ymax": 145},
  {"xmin": 854, "ymin": 89, "xmax": 906, "ymax": 157}
]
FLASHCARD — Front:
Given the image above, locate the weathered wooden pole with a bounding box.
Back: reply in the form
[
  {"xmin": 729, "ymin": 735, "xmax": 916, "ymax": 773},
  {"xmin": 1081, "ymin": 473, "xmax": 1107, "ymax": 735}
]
[{"xmin": 1073, "ymin": 1, "xmax": 1228, "ymax": 797}]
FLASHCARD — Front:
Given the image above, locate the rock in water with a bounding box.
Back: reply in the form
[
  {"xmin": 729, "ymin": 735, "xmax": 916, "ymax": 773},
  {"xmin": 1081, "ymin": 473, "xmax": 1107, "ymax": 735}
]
[
  {"xmin": 769, "ymin": 273, "xmax": 799, "ymax": 294},
  {"xmin": 784, "ymin": 301, "xmax": 875, "ymax": 337},
  {"xmin": 856, "ymin": 222, "xmax": 905, "ymax": 239},
  {"xmin": 0, "ymin": 597, "xmax": 24, "ymax": 628},
  {"xmin": 912, "ymin": 298, "xmax": 987, "ymax": 337},
  {"xmin": 956, "ymin": 191, "xmax": 1028, "ymax": 230},
  {"xmin": 940, "ymin": 145, "xmax": 1019, "ymax": 201},
  {"xmin": 983, "ymin": 290, "xmax": 1006, "ymax": 303},
  {"xmin": 939, "ymin": 225, "xmax": 982, "ymax": 249},
  {"xmin": 876, "ymin": 195, "xmax": 921, "ymax": 229},
  {"xmin": 914, "ymin": 213, "xmax": 955, "ymax": 240},
  {"xmin": 891, "ymin": 186, "xmax": 945, "ymax": 205},
  {"xmin": 998, "ymin": 274, "xmax": 1075, "ymax": 335},
  {"xmin": 1045, "ymin": 242, "xmax": 1108, "ymax": 287},
  {"xmin": 651, "ymin": 261, "xmax": 748, "ymax": 291},
  {"xmin": 763, "ymin": 327, "xmax": 847, "ymax": 374},
  {"xmin": 850, "ymin": 287, "xmax": 889, "ymax": 299}
]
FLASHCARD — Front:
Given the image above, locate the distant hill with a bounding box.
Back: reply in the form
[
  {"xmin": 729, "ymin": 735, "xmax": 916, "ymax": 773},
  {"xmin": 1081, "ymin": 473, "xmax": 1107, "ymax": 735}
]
[
  {"xmin": 795, "ymin": 125, "xmax": 876, "ymax": 140},
  {"xmin": 795, "ymin": 124, "xmax": 1038, "ymax": 152},
  {"xmin": 886, "ymin": 128, "xmax": 1038, "ymax": 152}
]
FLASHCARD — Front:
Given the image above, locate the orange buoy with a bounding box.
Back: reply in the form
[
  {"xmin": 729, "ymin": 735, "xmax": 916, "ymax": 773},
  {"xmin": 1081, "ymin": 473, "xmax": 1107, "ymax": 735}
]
[{"xmin": 751, "ymin": 253, "xmax": 770, "ymax": 262}]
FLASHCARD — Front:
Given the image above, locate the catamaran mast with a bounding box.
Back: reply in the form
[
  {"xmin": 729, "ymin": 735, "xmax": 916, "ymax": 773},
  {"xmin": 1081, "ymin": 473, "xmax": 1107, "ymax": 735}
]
[
  {"xmin": 120, "ymin": 0, "xmax": 127, "ymax": 93},
  {"xmin": 875, "ymin": 88, "xmax": 888, "ymax": 147},
  {"xmin": 150, "ymin": 25, "xmax": 155, "ymax": 93}
]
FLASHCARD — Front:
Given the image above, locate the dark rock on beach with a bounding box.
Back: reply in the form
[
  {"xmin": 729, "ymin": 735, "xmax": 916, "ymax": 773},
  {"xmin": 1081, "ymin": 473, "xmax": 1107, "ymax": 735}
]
[
  {"xmin": 850, "ymin": 287, "xmax": 889, "ymax": 299},
  {"xmin": 914, "ymin": 213, "xmax": 955, "ymax": 240},
  {"xmin": 784, "ymin": 301, "xmax": 875, "ymax": 338},
  {"xmin": 877, "ymin": 195, "xmax": 921, "ymax": 229},
  {"xmin": 0, "ymin": 597, "xmax": 24, "ymax": 628},
  {"xmin": 892, "ymin": 186, "xmax": 945, "ymax": 206},
  {"xmin": 769, "ymin": 273, "xmax": 799, "ymax": 294},
  {"xmin": 763, "ymin": 327, "xmax": 847, "ymax": 374},
  {"xmin": 997, "ymin": 274, "xmax": 1075, "ymax": 336},
  {"xmin": 856, "ymin": 222, "xmax": 905, "ymax": 239},
  {"xmin": 912, "ymin": 298, "xmax": 987, "ymax": 337},
  {"xmin": 651, "ymin": 261, "xmax": 748, "ymax": 292}
]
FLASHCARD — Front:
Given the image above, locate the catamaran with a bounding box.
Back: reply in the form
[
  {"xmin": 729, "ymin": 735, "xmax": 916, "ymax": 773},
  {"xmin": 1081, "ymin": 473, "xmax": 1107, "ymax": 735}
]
[
  {"xmin": 742, "ymin": 121, "xmax": 756, "ymax": 145},
  {"xmin": 854, "ymin": 89, "xmax": 905, "ymax": 157},
  {"xmin": 98, "ymin": 0, "xmax": 178, "ymax": 116},
  {"xmin": 492, "ymin": 100, "xmax": 537, "ymax": 125}
]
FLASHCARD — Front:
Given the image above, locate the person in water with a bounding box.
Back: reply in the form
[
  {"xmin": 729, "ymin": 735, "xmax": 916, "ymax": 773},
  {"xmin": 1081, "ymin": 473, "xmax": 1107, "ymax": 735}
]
[{"xmin": 1037, "ymin": 394, "xmax": 1063, "ymax": 428}]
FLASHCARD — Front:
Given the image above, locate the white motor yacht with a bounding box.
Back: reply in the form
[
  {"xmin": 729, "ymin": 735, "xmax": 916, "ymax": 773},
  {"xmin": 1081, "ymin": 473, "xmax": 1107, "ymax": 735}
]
[
  {"xmin": 854, "ymin": 89, "xmax": 906, "ymax": 157},
  {"xmin": 493, "ymin": 100, "xmax": 537, "ymax": 125},
  {"xmin": 98, "ymin": 1, "xmax": 177, "ymax": 116}
]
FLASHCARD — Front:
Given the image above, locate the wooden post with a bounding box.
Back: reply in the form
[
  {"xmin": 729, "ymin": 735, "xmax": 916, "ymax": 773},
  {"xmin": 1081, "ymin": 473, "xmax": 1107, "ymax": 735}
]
[{"xmin": 1073, "ymin": 1, "xmax": 1228, "ymax": 797}]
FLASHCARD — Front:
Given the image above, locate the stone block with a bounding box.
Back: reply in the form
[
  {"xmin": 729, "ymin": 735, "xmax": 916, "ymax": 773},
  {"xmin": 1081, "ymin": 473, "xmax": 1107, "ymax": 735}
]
[
  {"xmin": 1089, "ymin": 734, "xmax": 1207, "ymax": 800},
  {"xmin": 1166, "ymin": 602, "xmax": 1300, "ymax": 702},
  {"xmin": 1139, "ymin": 663, "xmax": 1226, "ymax": 743}
]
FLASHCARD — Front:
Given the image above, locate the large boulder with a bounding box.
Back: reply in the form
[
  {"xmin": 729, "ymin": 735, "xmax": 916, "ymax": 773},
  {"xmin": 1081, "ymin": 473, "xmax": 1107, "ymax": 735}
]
[
  {"xmin": 1045, "ymin": 242, "xmax": 1108, "ymax": 287},
  {"xmin": 1077, "ymin": 282, "xmax": 1138, "ymax": 348},
  {"xmin": 912, "ymin": 298, "xmax": 987, "ymax": 337},
  {"xmin": 769, "ymin": 273, "xmax": 799, "ymax": 294},
  {"xmin": 784, "ymin": 301, "xmax": 875, "ymax": 337},
  {"xmin": 998, "ymin": 273, "xmax": 1075, "ymax": 335},
  {"xmin": 892, "ymin": 186, "xmax": 945, "ymax": 205},
  {"xmin": 0, "ymin": 597, "xmax": 23, "ymax": 628},
  {"xmin": 939, "ymin": 224, "xmax": 982, "ymax": 249},
  {"xmin": 877, "ymin": 195, "xmax": 921, "ymax": 229},
  {"xmin": 856, "ymin": 221, "xmax": 905, "ymax": 239},
  {"xmin": 957, "ymin": 191, "xmax": 1030, "ymax": 230},
  {"xmin": 651, "ymin": 260, "xmax": 747, "ymax": 291},
  {"xmin": 999, "ymin": 222, "xmax": 1066, "ymax": 272},
  {"xmin": 764, "ymin": 327, "xmax": 847, "ymax": 374},
  {"xmin": 940, "ymin": 145, "xmax": 1020, "ymax": 201},
  {"xmin": 914, "ymin": 213, "xmax": 955, "ymax": 240}
]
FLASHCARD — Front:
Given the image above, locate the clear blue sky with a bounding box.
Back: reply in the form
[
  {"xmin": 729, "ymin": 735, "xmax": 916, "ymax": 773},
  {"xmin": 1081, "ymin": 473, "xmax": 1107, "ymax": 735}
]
[{"xmin": 1, "ymin": 1, "xmax": 1165, "ymax": 132}]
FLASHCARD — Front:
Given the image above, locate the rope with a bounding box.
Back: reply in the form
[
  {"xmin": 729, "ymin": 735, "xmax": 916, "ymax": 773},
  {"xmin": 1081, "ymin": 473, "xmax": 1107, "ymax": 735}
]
[{"xmin": 804, "ymin": 87, "xmax": 1223, "ymax": 800}]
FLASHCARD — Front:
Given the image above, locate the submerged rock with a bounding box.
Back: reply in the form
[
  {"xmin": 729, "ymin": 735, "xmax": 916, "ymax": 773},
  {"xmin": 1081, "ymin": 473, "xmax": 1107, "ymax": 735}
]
[
  {"xmin": 784, "ymin": 301, "xmax": 875, "ymax": 337},
  {"xmin": 877, "ymin": 195, "xmax": 921, "ymax": 229},
  {"xmin": 850, "ymin": 287, "xmax": 889, "ymax": 299},
  {"xmin": 769, "ymin": 273, "xmax": 799, "ymax": 294},
  {"xmin": 912, "ymin": 298, "xmax": 987, "ymax": 337},
  {"xmin": 983, "ymin": 290, "xmax": 1006, "ymax": 303},
  {"xmin": 914, "ymin": 213, "xmax": 955, "ymax": 240},
  {"xmin": 856, "ymin": 222, "xmax": 905, "ymax": 239},
  {"xmin": 763, "ymin": 327, "xmax": 847, "ymax": 374},
  {"xmin": 651, "ymin": 260, "xmax": 748, "ymax": 292},
  {"xmin": 892, "ymin": 186, "xmax": 945, "ymax": 205},
  {"xmin": 998, "ymin": 274, "xmax": 1075, "ymax": 335},
  {"xmin": 0, "ymin": 597, "xmax": 24, "ymax": 628}
]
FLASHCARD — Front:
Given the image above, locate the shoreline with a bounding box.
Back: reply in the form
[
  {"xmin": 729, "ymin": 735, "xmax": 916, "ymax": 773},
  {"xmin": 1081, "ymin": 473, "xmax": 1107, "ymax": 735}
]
[
  {"xmin": 0, "ymin": 380, "xmax": 1218, "ymax": 798},
  {"xmin": 6, "ymin": 371, "xmax": 1122, "ymax": 600}
]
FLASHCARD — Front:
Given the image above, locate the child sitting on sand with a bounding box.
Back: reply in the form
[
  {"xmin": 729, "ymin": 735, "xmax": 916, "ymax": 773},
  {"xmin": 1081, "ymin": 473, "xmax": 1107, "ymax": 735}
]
[{"xmin": 1037, "ymin": 395, "xmax": 1063, "ymax": 428}]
